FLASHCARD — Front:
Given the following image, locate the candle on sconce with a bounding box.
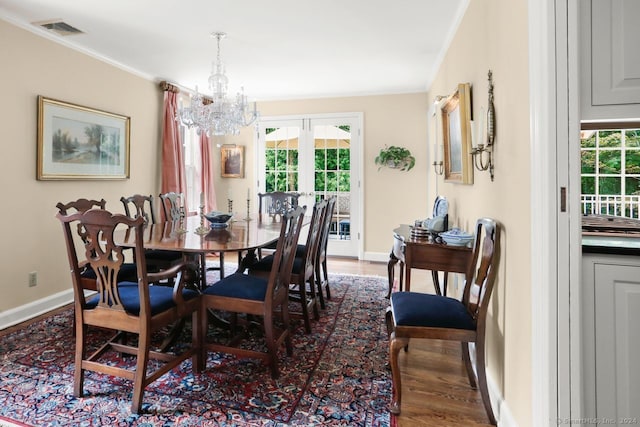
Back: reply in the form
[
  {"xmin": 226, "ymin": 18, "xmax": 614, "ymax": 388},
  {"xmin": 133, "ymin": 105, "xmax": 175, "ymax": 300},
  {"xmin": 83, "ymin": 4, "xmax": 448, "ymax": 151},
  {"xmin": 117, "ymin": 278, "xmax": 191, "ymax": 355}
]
[
  {"xmin": 247, "ymin": 188, "xmax": 250, "ymax": 200},
  {"xmin": 470, "ymin": 119, "xmax": 477, "ymax": 149},
  {"xmin": 439, "ymin": 144, "xmax": 444, "ymax": 162}
]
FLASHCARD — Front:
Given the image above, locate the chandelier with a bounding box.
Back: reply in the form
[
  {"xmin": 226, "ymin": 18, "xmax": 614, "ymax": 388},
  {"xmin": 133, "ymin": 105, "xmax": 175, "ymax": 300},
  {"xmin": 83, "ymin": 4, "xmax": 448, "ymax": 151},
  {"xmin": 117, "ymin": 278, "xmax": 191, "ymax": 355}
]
[{"xmin": 178, "ymin": 32, "xmax": 259, "ymax": 136}]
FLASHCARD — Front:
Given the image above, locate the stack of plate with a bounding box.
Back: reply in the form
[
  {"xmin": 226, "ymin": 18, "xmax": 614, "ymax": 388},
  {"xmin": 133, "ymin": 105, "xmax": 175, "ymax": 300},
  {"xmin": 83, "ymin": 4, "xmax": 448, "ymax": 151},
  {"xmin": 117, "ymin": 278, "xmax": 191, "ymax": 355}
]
[{"xmin": 410, "ymin": 226, "xmax": 430, "ymax": 239}]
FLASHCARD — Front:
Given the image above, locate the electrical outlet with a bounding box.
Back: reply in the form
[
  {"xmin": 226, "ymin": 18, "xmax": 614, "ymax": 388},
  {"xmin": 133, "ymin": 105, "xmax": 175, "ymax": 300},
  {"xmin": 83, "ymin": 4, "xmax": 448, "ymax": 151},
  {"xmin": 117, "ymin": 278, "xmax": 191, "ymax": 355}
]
[{"xmin": 28, "ymin": 271, "xmax": 37, "ymax": 287}]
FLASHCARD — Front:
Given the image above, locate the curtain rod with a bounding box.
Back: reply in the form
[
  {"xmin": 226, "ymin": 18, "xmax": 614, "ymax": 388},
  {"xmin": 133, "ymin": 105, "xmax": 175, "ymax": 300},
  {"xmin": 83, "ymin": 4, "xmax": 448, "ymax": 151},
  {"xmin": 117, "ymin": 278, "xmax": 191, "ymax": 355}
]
[{"xmin": 159, "ymin": 80, "xmax": 212, "ymax": 104}]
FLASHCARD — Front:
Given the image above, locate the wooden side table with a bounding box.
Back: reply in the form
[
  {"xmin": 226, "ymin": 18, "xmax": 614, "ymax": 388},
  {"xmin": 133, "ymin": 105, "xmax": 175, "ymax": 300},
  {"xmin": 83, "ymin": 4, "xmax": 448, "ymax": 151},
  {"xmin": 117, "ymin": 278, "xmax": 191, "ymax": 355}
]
[{"xmin": 387, "ymin": 224, "xmax": 473, "ymax": 297}]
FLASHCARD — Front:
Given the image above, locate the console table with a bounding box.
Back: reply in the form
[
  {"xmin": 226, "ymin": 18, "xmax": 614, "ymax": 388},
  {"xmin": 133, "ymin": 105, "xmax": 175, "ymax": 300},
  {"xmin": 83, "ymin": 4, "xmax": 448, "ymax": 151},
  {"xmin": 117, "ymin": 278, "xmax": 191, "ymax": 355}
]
[{"xmin": 387, "ymin": 224, "xmax": 473, "ymax": 297}]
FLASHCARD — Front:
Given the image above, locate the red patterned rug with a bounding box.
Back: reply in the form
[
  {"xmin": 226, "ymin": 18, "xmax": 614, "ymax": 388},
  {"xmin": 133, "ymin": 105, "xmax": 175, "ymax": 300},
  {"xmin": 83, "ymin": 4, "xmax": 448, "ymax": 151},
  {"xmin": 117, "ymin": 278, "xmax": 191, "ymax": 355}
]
[{"xmin": 0, "ymin": 273, "xmax": 391, "ymax": 426}]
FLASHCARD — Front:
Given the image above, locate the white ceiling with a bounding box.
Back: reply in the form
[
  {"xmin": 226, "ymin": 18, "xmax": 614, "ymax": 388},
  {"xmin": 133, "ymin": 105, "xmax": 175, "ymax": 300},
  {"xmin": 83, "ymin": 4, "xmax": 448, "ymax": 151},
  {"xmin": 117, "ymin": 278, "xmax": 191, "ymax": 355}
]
[{"xmin": 0, "ymin": 0, "xmax": 466, "ymax": 101}]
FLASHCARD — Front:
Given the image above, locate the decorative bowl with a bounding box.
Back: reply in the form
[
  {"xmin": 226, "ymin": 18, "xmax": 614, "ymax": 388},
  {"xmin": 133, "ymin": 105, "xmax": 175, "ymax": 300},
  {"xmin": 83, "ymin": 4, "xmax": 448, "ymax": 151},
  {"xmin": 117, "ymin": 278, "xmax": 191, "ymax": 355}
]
[
  {"xmin": 439, "ymin": 228, "xmax": 474, "ymax": 246},
  {"xmin": 204, "ymin": 211, "xmax": 233, "ymax": 228}
]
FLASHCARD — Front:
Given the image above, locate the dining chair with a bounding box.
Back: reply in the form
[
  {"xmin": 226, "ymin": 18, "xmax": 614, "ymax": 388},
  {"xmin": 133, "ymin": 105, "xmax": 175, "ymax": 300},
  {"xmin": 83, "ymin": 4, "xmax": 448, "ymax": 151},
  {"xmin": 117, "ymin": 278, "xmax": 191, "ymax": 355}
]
[
  {"xmin": 249, "ymin": 199, "xmax": 327, "ymax": 333},
  {"xmin": 56, "ymin": 198, "xmax": 138, "ymax": 288},
  {"xmin": 200, "ymin": 205, "xmax": 306, "ymax": 378},
  {"xmin": 158, "ymin": 191, "xmax": 184, "ymax": 223},
  {"xmin": 56, "ymin": 208, "xmax": 202, "ymax": 414},
  {"xmin": 385, "ymin": 218, "xmax": 500, "ymax": 425},
  {"xmin": 257, "ymin": 191, "xmax": 300, "ymax": 222},
  {"xmin": 121, "ymin": 193, "xmax": 183, "ymax": 274},
  {"xmin": 313, "ymin": 195, "xmax": 336, "ymax": 308}
]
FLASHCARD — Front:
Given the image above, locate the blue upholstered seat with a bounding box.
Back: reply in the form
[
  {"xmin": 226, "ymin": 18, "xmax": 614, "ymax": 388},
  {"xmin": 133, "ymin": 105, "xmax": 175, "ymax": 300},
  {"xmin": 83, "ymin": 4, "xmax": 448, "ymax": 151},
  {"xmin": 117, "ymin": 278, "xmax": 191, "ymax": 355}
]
[
  {"xmin": 86, "ymin": 282, "xmax": 198, "ymax": 315},
  {"xmin": 249, "ymin": 255, "xmax": 304, "ymax": 275},
  {"xmin": 390, "ymin": 291, "xmax": 476, "ymax": 330},
  {"xmin": 202, "ymin": 272, "xmax": 269, "ymax": 301}
]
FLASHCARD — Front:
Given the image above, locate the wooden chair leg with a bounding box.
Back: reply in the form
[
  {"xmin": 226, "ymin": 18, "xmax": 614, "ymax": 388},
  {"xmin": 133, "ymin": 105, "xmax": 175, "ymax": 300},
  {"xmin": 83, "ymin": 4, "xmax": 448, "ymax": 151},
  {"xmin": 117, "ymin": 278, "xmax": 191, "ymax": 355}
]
[
  {"xmin": 322, "ymin": 259, "xmax": 331, "ymax": 300},
  {"xmin": 263, "ymin": 311, "xmax": 279, "ymax": 379},
  {"xmin": 296, "ymin": 283, "xmax": 312, "ymax": 334},
  {"xmin": 389, "ymin": 333, "xmax": 409, "ymax": 415},
  {"xmin": 73, "ymin": 320, "xmax": 86, "ymax": 397},
  {"xmin": 461, "ymin": 341, "xmax": 477, "ymax": 388},
  {"xmin": 192, "ymin": 310, "xmax": 203, "ymax": 373},
  {"xmin": 315, "ymin": 264, "xmax": 326, "ymax": 309},
  {"xmin": 476, "ymin": 339, "xmax": 497, "ymax": 425},
  {"xmin": 308, "ymin": 278, "xmax": 320, "ymax": 320},
  {"xmin": 131, "ymin": 332, "xmax": 151, "ymax": 414}
]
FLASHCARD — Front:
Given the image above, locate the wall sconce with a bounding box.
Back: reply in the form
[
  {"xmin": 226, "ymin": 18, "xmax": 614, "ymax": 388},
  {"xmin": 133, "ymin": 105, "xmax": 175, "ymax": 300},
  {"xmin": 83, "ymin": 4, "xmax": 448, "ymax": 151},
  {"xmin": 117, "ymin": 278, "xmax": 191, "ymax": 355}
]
[
  {"xmin": 470, "ymin": 70, "xmax": 495, "ymax": 181},
  {"xmin": 431, "ymin": 95, "xmax": 447, "ymax": 176}
]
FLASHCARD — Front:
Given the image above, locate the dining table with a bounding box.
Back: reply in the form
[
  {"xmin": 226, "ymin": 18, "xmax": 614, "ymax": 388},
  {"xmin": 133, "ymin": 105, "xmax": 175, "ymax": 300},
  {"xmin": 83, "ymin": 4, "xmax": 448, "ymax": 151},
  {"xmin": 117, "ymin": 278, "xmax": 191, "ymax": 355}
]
[{"xmin": 115, "ymin": 214, "xmax": 289, "ymax": 289}]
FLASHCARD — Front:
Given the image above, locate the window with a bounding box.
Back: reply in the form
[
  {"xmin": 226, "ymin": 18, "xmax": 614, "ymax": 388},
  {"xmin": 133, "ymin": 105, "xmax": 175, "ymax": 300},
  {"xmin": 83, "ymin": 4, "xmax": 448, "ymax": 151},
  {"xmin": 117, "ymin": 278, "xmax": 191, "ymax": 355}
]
[
  {"xmin": 178, "ymin": 95, "xmax": 202, "ymax": 214},
  {"xmin": 581, "ymin": 122, "xmax": 640, "ymax": 218}
]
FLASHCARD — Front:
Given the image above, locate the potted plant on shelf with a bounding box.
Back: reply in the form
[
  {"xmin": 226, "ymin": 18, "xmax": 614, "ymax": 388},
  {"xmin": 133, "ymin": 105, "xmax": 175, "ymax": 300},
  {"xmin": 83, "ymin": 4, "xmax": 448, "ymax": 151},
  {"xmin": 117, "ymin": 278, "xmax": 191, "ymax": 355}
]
[{"xmin": 374, "ymin": 145, "xmax": 416, "ymax": 171}]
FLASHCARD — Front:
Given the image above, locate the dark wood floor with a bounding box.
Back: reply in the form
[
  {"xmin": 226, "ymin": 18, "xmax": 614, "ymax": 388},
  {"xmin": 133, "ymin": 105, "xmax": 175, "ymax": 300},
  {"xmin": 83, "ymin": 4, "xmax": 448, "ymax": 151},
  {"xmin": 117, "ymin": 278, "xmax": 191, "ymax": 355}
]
[
  {"xmin": 1, "ymin": 257, "xmax": 494, "ymax": 426},
  {"xmin": 327, "ymin": 257, "xmax": 494, "ymax": 427}
]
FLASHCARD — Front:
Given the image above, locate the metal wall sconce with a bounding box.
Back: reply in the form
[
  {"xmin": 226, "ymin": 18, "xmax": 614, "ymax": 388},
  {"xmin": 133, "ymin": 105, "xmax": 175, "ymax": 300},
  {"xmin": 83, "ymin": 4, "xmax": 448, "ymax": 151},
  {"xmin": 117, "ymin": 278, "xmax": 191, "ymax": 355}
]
[
  {"xmin": 470, "ymin": 70, "xmax": 496, "ymax": 181},
  {"xmin": 432, "ymin": 160, "xmax": 444, "ymax": 175}
]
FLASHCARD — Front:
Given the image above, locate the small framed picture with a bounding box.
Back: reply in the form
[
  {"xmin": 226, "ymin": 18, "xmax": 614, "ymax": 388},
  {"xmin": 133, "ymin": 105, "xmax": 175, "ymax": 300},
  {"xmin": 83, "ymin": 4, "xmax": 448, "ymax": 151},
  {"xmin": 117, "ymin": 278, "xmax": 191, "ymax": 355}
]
[
  {"xmin": 221, "ymin": 145, "xmax": 245, "ymax": 178},
  {"xmin": 37, "ymin": 96, "xmax": 130, "ymax": 180},
  {"xmin": 441, "ymin": 83, "xmax": 473, "ymax": 184}
]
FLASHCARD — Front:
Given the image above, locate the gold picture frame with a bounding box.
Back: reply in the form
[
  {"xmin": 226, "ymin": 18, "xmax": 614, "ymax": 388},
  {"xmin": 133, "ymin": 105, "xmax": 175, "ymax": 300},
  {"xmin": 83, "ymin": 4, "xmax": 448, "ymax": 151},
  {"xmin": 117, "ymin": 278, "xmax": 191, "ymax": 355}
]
[
  {"xmin": 441, "ymin": 83, "xmax": 473, "ymax": 184},
  {"xmin": 221, "ymin": 145, "xmax": 245, "ymax": 178},
  {"xmin": 37, "ymin": 96, "xmax": 130, "ymax": 180}
]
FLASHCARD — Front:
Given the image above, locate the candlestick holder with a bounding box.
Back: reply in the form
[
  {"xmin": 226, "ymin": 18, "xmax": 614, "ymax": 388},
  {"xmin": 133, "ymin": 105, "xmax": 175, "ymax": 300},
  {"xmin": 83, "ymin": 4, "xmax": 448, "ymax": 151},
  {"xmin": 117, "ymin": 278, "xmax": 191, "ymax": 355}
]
[
  {"xmin": 227, "ymin": 199, "xmax": 233, "ymax": 214},
  {"xmin": 195, "ymin": 204, "xmax": 210, "ymax": 235},
  {"xmin": 245, "ymin": 198, "xmax": 252, "ymax": 221}
]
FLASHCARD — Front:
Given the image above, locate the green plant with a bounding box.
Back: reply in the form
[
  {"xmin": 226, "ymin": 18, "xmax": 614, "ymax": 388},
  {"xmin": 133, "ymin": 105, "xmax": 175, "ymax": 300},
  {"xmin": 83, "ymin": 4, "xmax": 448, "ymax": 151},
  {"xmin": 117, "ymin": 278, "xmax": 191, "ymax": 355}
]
[{"xmin": 374, "ymin": 145, "xmax": 416, "ymax": 171}]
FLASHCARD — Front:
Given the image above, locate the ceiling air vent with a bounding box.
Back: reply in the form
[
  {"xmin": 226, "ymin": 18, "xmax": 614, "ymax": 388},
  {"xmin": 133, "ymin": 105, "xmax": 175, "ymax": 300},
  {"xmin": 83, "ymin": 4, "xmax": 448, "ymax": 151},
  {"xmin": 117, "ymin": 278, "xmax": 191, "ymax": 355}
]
[{"xmin": 34, "ymin": 20, "xmax": 83, "ymax": 36}]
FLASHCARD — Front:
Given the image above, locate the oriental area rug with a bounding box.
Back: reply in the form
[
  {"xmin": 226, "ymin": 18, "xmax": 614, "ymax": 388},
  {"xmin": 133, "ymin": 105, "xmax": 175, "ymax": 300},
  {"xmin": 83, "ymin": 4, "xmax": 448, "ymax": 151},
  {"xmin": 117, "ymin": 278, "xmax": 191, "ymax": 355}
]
[{"xmin": 0, "ymin": 273, "xmax": 392, "ymax": 426}]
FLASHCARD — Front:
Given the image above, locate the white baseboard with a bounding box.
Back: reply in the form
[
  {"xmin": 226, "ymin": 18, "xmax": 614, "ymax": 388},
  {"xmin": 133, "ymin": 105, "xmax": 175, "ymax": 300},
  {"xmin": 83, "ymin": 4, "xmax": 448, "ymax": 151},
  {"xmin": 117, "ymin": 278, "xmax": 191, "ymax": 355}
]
[
  {"xmin": 0, "ymin": 289, "xmax": 73, "ymax": 330},
  {"xmin": 363, "ymin": 251, "xmax": 389, "ymax": 263},
  {"xmin": 468, "ymin": 343, "xmax": 519, "ymax": 427}
]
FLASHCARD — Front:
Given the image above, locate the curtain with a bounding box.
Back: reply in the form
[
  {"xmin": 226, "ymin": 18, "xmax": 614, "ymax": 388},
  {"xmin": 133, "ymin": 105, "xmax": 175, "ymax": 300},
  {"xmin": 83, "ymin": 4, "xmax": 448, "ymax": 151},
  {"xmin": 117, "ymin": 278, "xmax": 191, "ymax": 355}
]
[
  {"xmin": 161, "ymin": 89, "xmax": 188, "ymax": 210},
  {"xmin": 200, "ymin": 133, "xmax": 217, "ymax": 212}
]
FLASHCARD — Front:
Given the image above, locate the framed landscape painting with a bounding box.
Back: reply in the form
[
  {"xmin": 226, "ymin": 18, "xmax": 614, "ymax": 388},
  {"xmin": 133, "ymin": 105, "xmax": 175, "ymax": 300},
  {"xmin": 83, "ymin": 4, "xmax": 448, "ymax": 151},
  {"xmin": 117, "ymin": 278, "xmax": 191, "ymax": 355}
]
[
  {"xmin": 37, "ymin": 96, "xmax": 130, "ymax": 180},
  {"xmin": 441, "ymin": 83, "xmax": 473, "ymax": 184}
]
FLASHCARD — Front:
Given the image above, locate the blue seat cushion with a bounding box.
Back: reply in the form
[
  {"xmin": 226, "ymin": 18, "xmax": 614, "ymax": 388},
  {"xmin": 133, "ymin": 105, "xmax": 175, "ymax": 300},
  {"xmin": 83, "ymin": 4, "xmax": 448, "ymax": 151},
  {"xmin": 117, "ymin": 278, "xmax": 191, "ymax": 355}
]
[
  {"xmin": 86, "ymin": 282, "xmax": 198, "ymax": 315},
  {"xmin": 81, "ymin": 263, "xmax": 138, "ymax": 282},
  {"xmin": 203, "ymin": 272, "xmax": 268, "ymax": 301},
  {"xmin": 145, "ymin": 249, "xmax": 183, "ymax": 261},
  {"xmin": 250, "ymin": 254, "xmax": 303, "ymax": 274},
  {"xmin": 391, "ymin": 292, "xmax": 476, "ymax": 330}
]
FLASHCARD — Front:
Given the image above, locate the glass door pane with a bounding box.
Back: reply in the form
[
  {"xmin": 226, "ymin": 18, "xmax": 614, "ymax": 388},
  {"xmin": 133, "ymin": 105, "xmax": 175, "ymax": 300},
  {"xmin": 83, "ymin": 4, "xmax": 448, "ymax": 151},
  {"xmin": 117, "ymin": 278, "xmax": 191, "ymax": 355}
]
[{"xmin": 258, "ymin": 114, "xmax": 361, "ymax": 258}]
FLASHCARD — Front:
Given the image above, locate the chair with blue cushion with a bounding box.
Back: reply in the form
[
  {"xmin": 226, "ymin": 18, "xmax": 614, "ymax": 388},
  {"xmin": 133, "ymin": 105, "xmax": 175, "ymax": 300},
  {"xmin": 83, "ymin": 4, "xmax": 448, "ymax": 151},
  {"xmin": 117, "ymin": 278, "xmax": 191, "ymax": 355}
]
[
  {"xmin": 56, "ymin": 198, "xmax": 138, "ymax": 289},
  {"xmin": 249, "ymin": 199, "xmax": 327, "ymax": 333},
  {"xmin": 314, "ymin": 195, "xmax": 336, "ymax": 307},
  {"xmin": 121, "ymin": 193, "xmax": 184, "ymax": 275},
  {"xmin": 200, "ymin": 205, "xmax": 306, "ymax": 378},
  {"xmin": 385, "ymin": 218, "xmax": 500, "ymax": 425},
  {"xmin": 56, "ymin": 208, "xmax": 202, "ymax": 414}
]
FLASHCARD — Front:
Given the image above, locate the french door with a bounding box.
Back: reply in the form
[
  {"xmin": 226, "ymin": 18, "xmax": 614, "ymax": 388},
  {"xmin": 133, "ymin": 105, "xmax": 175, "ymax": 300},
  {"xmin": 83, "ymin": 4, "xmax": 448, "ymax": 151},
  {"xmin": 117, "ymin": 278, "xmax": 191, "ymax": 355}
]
[{"xmin": 256, "ymin": 113, "xmax": 362, "ymax": 257}]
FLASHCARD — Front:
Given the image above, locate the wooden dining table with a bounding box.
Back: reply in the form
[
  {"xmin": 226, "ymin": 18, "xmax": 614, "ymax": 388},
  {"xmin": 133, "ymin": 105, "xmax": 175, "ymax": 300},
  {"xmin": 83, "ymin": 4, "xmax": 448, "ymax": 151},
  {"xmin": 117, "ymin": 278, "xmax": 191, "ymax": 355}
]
[{"xmin": 116, "ymin": 215, "xmax": 288, "ymax": 288}]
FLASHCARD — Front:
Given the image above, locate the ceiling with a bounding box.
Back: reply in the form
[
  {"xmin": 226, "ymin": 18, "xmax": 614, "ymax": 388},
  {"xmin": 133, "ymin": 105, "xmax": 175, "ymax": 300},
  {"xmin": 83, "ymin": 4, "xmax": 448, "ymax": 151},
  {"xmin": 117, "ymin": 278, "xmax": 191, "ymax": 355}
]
[{"xmin": 0, "ymin": 0, "xmax": 466, "ymax": 101}]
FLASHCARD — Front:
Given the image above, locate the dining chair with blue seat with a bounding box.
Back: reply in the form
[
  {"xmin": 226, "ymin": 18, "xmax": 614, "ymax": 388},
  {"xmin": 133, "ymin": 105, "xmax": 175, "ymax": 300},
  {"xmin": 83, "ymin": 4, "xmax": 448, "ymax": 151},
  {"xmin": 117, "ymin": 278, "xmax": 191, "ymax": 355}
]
[
  {"xmin": 56, "ymin": 208, "xmax": 202, "ymax": 414},
  {"xmin": 56, "ymin": 198, "xmax": 138, "ymax": 288},
  {"xmin": 200, "ymin": 205, "xmax": 306, "ymax": 378},
  {"xmin": 385, "ymin": 217, "xmax": 500, "ymax": 425},
  {"xmin": 249, "ymin": 199, "xmax": 327, "ymax": 333},
  {"xmin": 121, "ymin": 193, "xmax": 184, "ymax": 275}
]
